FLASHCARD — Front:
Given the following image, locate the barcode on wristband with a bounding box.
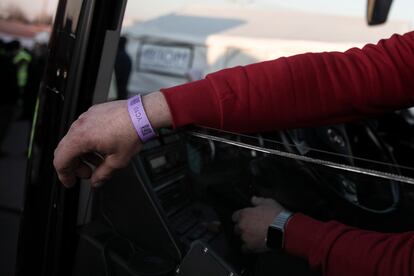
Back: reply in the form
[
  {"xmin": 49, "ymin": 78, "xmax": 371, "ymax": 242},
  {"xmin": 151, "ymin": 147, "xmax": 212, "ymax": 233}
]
[
  {"xmin": 141, "ymin": 124, "xmax": 152, "ymax": 136},
  {"xmin": 130, "ymin": 97, "xmax": 140, "ymax": 106}
]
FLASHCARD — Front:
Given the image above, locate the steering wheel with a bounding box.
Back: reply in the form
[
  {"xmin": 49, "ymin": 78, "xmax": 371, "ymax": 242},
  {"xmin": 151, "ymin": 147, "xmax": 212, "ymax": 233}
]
[{"xmin": 279, "ymin": 121, "xmax": 401, "ymax": 215}]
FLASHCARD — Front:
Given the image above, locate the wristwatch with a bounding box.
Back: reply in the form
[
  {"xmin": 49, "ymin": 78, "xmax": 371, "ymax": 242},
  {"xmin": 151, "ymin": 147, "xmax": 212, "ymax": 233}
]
[{"xmin": 266, "ymin": 210, "xmax": 294, "ymax": 250}]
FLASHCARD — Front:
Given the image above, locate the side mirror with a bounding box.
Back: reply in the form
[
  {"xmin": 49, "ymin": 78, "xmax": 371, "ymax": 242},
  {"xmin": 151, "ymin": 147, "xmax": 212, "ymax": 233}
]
[{"xmin": 367, "ymin": 0, "xmax": 394, "ymax": 25}]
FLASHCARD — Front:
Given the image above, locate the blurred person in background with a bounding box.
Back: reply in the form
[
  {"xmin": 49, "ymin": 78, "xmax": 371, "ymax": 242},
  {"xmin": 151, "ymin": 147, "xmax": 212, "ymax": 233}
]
[
  {"xmin": 2, "ymin": 41, "xmax": 19, "ymax": 106},
  {"xmin": 0, "ymin": 39, "xmax": 5, "ymax": 56},
  {"xmin": 11, "ymin": 40, "xmax": 32, "ymax": 108},
  {"xmin": 0, "ymin": 40, "xmax": 19, "ymax": 154},
  {"xmin": 0, "ymin": 39, "xmax": 9, "ymax": 151},
  {"xmin": 114, "ymin": 36, "xmax": 132, "ymax": 100}
]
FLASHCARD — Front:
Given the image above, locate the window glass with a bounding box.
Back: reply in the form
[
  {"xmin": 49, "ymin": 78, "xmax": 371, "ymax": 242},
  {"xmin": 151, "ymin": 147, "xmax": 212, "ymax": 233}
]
[
  {"xmin": 107, "ymin": 0, "xmax": 414, "ymax": 228},
  {"xmin": 62, "ymin": 0, "xmax": 84, "ymax": 34},
  {"xmin": 110, "ymin": 0, "xmax": 412, "ymax": 99}
]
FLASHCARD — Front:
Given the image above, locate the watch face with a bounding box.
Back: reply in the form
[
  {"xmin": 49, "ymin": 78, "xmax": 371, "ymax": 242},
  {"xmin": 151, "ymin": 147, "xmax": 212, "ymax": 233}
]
[{"xmin": 266, "ymin": 226, "xmax": 283, "ymax": 249}]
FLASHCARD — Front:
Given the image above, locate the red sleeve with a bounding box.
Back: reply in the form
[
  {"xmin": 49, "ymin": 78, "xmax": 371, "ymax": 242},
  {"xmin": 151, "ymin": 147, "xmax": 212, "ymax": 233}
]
[
  {"xmin": 161, "ymin": 31, "xmax": 414, "ymax": 132},
  {"xmin": 284, "ymin": 214, "xmax": 414, "ymax": 276}
]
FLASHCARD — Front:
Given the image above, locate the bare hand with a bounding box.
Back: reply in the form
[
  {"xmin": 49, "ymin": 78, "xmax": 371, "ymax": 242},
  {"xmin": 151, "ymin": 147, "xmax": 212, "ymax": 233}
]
[
  {"xmin": 232, "ymin": 196, "xmax": 285, "ymax": 253},
  {"xmin": 53, "ymin": 92, "xmax": 172, "ymax": 188},
  {"xmin": 53, "ymin": 100, "xmax": 140, "ymax": 187}
]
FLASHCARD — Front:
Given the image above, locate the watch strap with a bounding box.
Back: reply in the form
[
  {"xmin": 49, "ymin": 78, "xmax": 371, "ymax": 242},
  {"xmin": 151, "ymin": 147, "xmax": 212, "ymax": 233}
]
[{"xmin": 270, "ymin": 210, "xmax": 294, "ymax": 233}]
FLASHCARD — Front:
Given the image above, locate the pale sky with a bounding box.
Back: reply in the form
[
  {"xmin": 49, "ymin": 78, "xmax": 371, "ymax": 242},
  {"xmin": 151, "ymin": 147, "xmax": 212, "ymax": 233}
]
[
  {"xmin": 125, "ymin": 0, "xmax": 413, "ymax": 22},
  {"xmin": 0, "ymin": 0, "xmax": 58, "ymax": 21},
  {"xmin": 1, "ymin": 0, "xmax": 413, "ymax": 26},
  {"xmin": 125, "ymin": 0, "xmax": 413, "ymax": 25}
]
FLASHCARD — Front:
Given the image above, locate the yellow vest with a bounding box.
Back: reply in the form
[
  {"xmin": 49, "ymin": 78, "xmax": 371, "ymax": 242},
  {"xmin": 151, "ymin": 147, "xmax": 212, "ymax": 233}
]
[{"xmin": 13, "ymin": 49, "xmax": 32, "ymax": 88}]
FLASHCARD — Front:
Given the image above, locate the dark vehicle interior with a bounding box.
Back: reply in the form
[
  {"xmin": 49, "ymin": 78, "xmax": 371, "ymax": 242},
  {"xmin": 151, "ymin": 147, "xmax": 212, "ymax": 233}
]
[{"xmin": 10, "ymin": 0, "xmax": 414, "ymax": 276}]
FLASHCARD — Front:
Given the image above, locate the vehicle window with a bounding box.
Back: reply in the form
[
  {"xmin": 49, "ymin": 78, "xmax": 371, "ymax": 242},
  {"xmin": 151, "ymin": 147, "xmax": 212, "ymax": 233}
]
[
  {"xmin": 108, "ymin": 1, "xmax": 412, "ymax": 100},
  {"xmin": 103, "ymin": 0, "xmax": 414, "ymax": 226},
  {"xmin": 107, "ymin": 0, "xmax": 414, "ymax": 181},
  {"xmin": 61, "ymin": 0, "xmax": 84, "ymax": 34},
  {"xmin": 75, "ymin": 1, "xmax": 414, "ymax": 274}
]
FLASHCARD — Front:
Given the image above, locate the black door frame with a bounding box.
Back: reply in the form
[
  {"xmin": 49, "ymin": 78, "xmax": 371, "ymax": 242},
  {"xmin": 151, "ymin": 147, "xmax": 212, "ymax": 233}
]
[{"xmin": 16, "ymin": 0, "xmax": 127, "ymax": 275}]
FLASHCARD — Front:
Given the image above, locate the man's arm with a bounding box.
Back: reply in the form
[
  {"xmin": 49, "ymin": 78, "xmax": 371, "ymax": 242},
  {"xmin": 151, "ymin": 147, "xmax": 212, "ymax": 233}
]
[
  {"xmin": 285, "ymin": 214, "xmax": 414, "ymax": 276},
  {"xmin": 234, "ymin": 198, "xmax": 414, "ymax": 276},
  {"xmin": 161, "ymin": 31, "xmax": 414, "ymax": 132},
  {"xmin": 55, "ymin": 32, "xmax": 414, "ymax": 187}
]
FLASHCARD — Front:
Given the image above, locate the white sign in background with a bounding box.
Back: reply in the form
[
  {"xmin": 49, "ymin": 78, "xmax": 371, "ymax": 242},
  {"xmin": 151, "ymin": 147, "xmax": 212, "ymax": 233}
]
[{"xmin": 138, "ymin": 44, "xmax": 192, "ymax": 76}]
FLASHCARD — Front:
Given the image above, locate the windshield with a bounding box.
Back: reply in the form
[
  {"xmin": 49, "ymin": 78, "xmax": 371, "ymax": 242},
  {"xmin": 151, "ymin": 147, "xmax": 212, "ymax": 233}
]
[
  {"xmin": 72, "ymin": 1, "xmax": 414, "ymax": 275},
  {"xmin": 104, "ymin": 0, "xmax": 414, "ymax": 205}
]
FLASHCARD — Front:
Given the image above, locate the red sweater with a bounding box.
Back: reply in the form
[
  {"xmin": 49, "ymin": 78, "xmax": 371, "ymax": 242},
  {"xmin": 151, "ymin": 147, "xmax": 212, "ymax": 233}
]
[{"xmin": 161, "ymin": 31, "xmax": 414, "ymax": 275}]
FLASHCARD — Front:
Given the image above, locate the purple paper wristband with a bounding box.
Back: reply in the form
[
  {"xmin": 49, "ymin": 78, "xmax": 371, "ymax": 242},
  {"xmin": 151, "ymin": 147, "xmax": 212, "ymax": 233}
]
[{"xmin": 127, "ymin": 95, "xmax": 156, "ymax": 143}]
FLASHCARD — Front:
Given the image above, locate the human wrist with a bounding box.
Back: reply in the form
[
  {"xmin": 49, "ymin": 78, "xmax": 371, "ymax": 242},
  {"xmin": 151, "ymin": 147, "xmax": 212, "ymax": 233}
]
[
  {"xmin": 141, "ymin": 91, "xmax": 173, "ymax": 129},
  {"xmin": 266, "ymin": 209, "xmax": 294, "ymax": 250},
  {"xmin": 127, "ymin": 92, "xmax": 173, "ymax": 143},
  {"xmin": 127, "ymin": 95, "xmax": 157, "ymax": 143},
  {"xmin": 284, "ymin": 213, "xmax": 324, "ymax": 258}
]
